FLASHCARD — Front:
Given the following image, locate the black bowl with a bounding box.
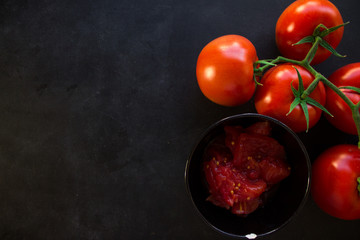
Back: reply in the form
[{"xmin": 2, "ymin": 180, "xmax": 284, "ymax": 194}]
[{"xmin": 184, "ymin": 113, "xmax": 311, "ymax": 239}]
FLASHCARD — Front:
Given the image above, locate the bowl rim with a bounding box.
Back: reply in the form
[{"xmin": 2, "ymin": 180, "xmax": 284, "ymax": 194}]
[{"xmin": 184, "ymin": 113, "xmax": 311, "ymax": 239}]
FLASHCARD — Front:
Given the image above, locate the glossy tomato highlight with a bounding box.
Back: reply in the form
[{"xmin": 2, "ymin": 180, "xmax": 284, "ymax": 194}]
[
  {"xmin": 196, "ymin": 35, "xmax": 258, "ymax": 106},
  {"xmin": 276, "ymin": 0, "xmax": 344, "ymax": 65}
]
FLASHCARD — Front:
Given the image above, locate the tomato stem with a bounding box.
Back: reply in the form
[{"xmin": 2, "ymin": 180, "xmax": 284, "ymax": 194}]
[
  {"xmin": 301, "ymin": 36, "xmax": 322, "ymax": 65},
  {"xmin": 300, "ymin": 76, "xmax": 321, "ymax": 100},
  {"xmin": 319, "ymin": 78, "xmax": 354, "ymax": 106},
  {"xmin": 254, "ymin": 56, "xmax": 301, "ymax": 75}
]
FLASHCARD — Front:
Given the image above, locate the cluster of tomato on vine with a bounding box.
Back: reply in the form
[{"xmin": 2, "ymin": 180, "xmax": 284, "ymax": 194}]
[{"xmin": 196, "ymin": 0, "xmax": 360, "ymax": 220}]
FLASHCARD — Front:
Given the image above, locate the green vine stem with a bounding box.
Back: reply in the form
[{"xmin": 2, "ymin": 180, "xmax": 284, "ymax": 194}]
[
  {"xmin": 254, "ymin": 23, "xmax": 360, "ymax": 148},
  {"xmin": 300, "ymin": 36, "xmax": 322, "ymax": 68}
]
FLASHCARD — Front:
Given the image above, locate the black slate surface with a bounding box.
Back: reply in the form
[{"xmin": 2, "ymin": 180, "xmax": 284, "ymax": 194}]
[{"xmin": 0, "ymin": 0, "xmax": 359, "ymax": 239}]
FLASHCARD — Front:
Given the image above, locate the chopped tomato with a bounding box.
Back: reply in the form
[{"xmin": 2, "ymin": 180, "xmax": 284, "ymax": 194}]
[
  {"xmin": 259, "ymin": 157, "xmax": 291, "ymax": 185},
  {"xmin": 203, "ymin": 121, "xmax": 290, "ymax": 216},
  {"xmin": 231, "ymin": 133, "xmax": 286, "ymax": 168},
  {"xmin": 232, "ymin": 198, "xmax": 261, "ymax": 215},
  {"xmin": 245, "ymin": 121, "xmax": 272, "ymax": 136},
  {"xmin": 224, "ymin": 125, "xmax": 243, "ymax": 152},
  {"xmin": 204, "ymin": 157, "xmax": 267, "ymax": 208}
]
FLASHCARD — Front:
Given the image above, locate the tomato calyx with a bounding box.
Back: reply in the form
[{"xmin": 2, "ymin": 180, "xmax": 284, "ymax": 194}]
[
  {"xmin": 293, "ymin": 22, "xmax": 349, "ymax": 61},
  {"xmin": 358, "ymin": 177, "xmax": 360, "ymax": 195},
  {"xmin": 286, "ymin": 67, "xmax": 332, "ymax": 132}
]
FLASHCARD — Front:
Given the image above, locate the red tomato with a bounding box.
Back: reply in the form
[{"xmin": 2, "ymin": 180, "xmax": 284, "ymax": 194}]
[
  {"xmin": 326, "ymin": 63, "xmax": 360, "ymax": 135},
  {"xmin": 196, "ymin": 35, "xmax": 257, "ymax": 106},
  {"xmin": 276, "ymin": 0, "xmax": 344, "ymax": 65},
  {"xmin": 254, "ymin": 64, "xmax": 326, "ymax": 133},
  {"xmin": 311, "ymin": 145, "xmax": 360, "ymax": 220}
]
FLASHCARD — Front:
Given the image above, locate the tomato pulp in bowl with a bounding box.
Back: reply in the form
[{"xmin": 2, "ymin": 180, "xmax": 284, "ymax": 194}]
[{"xmin": 184, "ymin": 113, "xmax": 311, "ymax": 238}]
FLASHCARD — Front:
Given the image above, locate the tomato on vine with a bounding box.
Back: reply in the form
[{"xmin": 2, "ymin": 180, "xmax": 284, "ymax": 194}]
[
  {"xmin": 326, "ymin": 63, "xmax": 360, "ymax": 135},
  {"xmin": 254, "ymin": 64, "xmax": 326, "ymax": 133},
  {"xmin": 196, "ymin": 35, "xmax": 258, "ymax": 106},
  {"xmin": 276, "ymin": 0, "xmax": 344, "ymax": 65},
  {"xmin": 311, "ymin": 145, "xmax": 360, "ymax": 220}
]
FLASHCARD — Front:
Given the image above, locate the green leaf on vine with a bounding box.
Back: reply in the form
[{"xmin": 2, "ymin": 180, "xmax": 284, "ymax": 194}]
[
  {"xmin": 290, "ymin": 81, "xmax": 300, "ymax": 98},
  {"xmin": 295, "ymin": 67, "xmax": 305, "ymax": 93},
  {"xmin": 319, "ymin": 40, "xmax": 346, "ymax": 58},
  {"xmin": 286, "ymin": 98, "xmax": 301, "ymax": 116},
  {"xmin": 313, "ymin": 23, "xmax": 328, "ymax": 36},
  {"xmin": 300, "ymin": 101, "xmax": 310, "ymax": 132},
  {"xmin": 292, "ymin": 36, "xmax": 314, "ymax": 46},
  {"xmin": 303, "ymin": 22, "xmax": 349, "ymax": 59},
  {"xmin": 306, "ymin": 97, "xmax": 333, "ymax": 117},
  {"xmin": 319, "ymin": 21, "xmax": 350, "ymax": 38}
]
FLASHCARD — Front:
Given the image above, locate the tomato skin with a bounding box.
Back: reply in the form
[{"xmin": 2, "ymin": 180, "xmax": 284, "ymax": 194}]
[
  {"xmin": 254, "ymin": 64, "xmax": 326, "ymax": 133},
  {"xmin": 276, "ymin": 0, "xmax": 344, "ymax": 65},
  {"xmin": 326, "ymin": 63, "xmax": 360, "ymax": 135},
  {"xmin": 196, "ymin": 35, "xmax": 257, "ymax": 106},
  {"xmin": 311, "ymin": 145, "xmax": 360, "ymax": 220}
]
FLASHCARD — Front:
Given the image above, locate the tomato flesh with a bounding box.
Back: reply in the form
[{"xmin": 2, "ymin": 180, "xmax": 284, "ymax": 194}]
[{"xmin": 203, "ymin": 122, "xmax": 291, "ymax": 216}]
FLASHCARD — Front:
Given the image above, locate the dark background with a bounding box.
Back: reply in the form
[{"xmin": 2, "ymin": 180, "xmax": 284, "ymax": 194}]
[{"xmin": 0, "ymin": 0, "xmax": 359, "ymax": 239}]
